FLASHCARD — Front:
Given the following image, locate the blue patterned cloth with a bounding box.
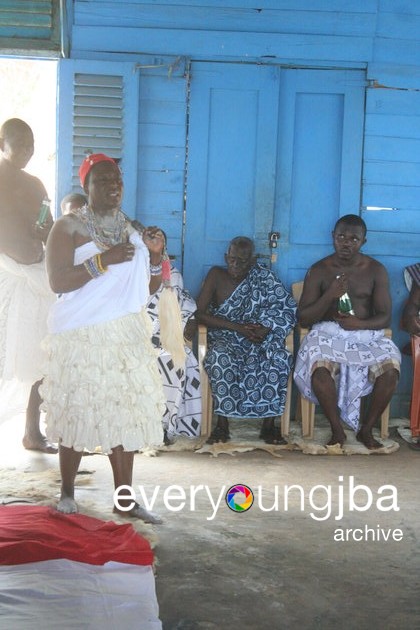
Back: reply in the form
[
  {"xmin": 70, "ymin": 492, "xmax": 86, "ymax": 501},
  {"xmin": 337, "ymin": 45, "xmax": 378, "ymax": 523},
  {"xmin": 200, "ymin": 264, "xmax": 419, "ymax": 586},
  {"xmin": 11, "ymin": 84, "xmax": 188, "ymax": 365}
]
[
  {"xmin": 404, "ymin": 263, "xmax": 420, "ymax": 291},
  {"xmin": 204, "ymin": 264, "xmax": 297, "ymax": 418}
]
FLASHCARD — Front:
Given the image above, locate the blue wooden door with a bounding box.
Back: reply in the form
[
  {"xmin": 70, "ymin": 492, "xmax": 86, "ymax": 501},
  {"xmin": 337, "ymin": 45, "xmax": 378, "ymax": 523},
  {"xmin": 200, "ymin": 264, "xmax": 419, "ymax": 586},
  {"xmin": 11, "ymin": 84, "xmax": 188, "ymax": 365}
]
[
  {"xmin": 183, "ymin": 64, "xmax": 365, "ymax": 297},
  {"xmin": 273, "ymin": 68, "xmax": 366, "ymax": 287},
  {"xmin": 183, "ymin": 62, "xmax": 281, "ymax": 296}
]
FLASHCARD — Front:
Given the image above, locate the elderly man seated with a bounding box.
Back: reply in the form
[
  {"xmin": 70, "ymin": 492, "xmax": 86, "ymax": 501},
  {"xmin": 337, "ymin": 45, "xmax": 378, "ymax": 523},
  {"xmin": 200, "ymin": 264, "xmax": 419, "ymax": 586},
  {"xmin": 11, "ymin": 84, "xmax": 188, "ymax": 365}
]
[
  {"xmin": 196, "ymin": 236, "xmax": 297, "ymax": 445},
  {"xmin": 402, "ymin": 263, "xmax": 420, "ymax": 450}
]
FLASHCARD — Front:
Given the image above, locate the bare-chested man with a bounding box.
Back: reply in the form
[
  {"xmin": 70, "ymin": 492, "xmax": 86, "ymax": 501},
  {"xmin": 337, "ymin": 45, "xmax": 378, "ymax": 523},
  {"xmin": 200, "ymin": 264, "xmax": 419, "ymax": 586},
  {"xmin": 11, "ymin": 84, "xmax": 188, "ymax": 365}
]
[
  {"xmin": 196, "ymin": 236, "xmax": 297, "ymax": 445},
  {"xmin": 294, "ymin": 214, "xmax": 400, "ymax": 450},
  {"xmin": 0, "ymin": 118, "xmax": 56, "ymax": 453}
]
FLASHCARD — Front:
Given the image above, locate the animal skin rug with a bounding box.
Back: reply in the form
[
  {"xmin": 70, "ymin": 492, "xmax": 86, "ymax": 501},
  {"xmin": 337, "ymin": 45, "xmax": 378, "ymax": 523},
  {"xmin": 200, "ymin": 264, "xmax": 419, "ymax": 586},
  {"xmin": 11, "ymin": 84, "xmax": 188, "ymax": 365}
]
[
  {"xmin": 0, "ymin": 468, "xmax": 159, "ymax": 548},
  {"xmin": 396, "ymin": 419, "xmax": 419, "ymax": 446},
  {"xmin": 155, "ymin": 418, "xmax": 401, "ymax": 457}
]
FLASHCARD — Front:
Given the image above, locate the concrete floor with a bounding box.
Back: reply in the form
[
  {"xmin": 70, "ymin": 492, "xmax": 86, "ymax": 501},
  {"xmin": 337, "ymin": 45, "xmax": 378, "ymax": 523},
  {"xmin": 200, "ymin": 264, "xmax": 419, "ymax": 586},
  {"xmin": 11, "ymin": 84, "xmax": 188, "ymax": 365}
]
[{"xmin": 1, "ymin": 415, "xmax": 419, "ymax": 630}]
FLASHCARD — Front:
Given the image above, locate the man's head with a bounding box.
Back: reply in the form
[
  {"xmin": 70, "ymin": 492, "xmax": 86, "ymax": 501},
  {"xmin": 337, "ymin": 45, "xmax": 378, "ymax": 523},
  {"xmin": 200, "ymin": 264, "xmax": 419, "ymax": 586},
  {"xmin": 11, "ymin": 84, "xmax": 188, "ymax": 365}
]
[
  {"xmin": 225, "ymin": 236, "xmax": 256, "ymax": 281},
  {"xmin": 0, "ymin": 118, "xmax": 34, "ymax": 170},
  {"xmin": 79, "ymin": 154, "xmax": 123, "ymax": 210},
  {"xmin": 60, "ymin": 193, "xmax": 87, "ymax": 215},
  {"xmin": 332, "ymin": 214, "xmax": 367, "ymax": 261}
]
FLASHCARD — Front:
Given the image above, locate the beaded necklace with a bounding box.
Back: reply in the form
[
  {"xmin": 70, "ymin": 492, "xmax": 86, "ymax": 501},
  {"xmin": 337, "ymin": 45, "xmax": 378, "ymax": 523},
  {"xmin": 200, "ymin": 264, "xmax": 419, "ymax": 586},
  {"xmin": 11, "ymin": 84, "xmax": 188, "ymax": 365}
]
[
  {"xmin": 150, "ymin": 261, "xmax": 163, "ymax": 276},
  {"xmin": 74, "ymin": 204, "xmax": 127, "ymax": 251}
]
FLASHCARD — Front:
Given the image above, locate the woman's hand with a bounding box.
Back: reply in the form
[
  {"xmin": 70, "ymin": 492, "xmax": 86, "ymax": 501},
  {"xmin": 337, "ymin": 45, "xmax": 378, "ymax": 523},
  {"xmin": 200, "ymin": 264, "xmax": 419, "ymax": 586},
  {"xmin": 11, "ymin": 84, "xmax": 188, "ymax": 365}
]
[
  {"xmin": 143, "ymin": 229, "xmax": 165, "ymax": 255},
  {"xmin": 101, "ymin": 241, "xmax": 136, "ymax": 266},
  {"xmin": 143, "ymin": 227, "xmax": 165, "ymax": 246}
]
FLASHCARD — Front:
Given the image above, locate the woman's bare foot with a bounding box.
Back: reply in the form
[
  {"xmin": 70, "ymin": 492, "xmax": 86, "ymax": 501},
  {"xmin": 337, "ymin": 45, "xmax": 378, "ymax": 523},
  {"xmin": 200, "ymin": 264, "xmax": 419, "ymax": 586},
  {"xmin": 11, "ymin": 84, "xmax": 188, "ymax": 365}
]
[
  {"xmin": 356, "ymin": 428, "xmax": 383, "ymax": 450},
  {"xmin": 113, "ymin": 502, "xmax": 163, "ymax": 524},
  {"xmin": 57, "ymin": 497, "xmax": 78, "ymax": 514},
  {"xmin": 22, "ymin": 435, "xmax": 58, "ymax": 454}
]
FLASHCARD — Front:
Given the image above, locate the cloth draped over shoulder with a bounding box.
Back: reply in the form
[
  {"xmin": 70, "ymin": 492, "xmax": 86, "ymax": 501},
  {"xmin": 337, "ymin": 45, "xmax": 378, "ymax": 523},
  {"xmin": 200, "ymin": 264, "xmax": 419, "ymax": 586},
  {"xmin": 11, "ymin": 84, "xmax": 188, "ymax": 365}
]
[
  {"xmin": 404, "ymin": 262, "xmax": 420, "ymax": 292},
  {"xmin": 294, "ymin": 321, "xmax": 401, "ymax": 431},
  {"xmin": 204, "ymin": 264, "xmax": 297, "ymax": 418},
  {"xmin": 47, "ymin": 231, "xmax": 150, "ymax": 333},
  {"xmin": 146, "ymin": 266, "xmax": 201, "ymax": 439},
  {"xmin": 0, "ymin": 253, "xmax": 55, "ymax": 383},
  {"xmin": 40, "ymin": 230, "xmax": 165, "ymax": 453},
  {"xmin": 404, "ymin": 263, "xmax": 420, "ymax": 437}
]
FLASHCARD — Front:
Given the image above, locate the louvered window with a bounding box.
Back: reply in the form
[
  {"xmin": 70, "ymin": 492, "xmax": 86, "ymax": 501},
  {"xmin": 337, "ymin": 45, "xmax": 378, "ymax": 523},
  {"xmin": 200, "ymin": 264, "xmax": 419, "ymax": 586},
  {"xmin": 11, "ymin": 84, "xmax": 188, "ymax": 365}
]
[
  {"xmin": 0, "ymin": 0, "xmax": 61, "ymax": 55},
  {"xmin": 72, "ymin": 73, "xmax": 124, "ymax": 188}
]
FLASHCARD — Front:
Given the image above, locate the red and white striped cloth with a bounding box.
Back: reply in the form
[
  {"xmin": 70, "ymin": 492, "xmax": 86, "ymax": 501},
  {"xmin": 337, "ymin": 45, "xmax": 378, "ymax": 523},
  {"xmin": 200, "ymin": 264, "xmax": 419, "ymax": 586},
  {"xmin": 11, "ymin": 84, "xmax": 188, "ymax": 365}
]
[{"xmin": 0, "ymin": 506, "xmax": 161, "ymax": 629}]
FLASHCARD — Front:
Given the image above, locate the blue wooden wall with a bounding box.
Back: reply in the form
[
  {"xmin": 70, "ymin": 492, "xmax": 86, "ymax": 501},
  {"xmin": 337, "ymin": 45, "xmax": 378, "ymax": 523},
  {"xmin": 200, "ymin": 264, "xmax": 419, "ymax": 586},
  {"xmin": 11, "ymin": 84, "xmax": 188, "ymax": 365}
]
[{"xmin": 57, "ymin": 0, "xmax": 420, "ymax": 414}]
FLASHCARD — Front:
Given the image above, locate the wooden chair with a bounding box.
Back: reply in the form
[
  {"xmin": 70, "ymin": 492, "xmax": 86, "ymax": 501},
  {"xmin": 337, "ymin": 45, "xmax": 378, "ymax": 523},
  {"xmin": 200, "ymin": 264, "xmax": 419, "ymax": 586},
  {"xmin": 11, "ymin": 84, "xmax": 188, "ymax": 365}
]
[
  {"xmin": 197, "ymin": 324, "xmax": 294, "ymax": 438},
  {"xmin": 292, "ymin": 281, "xmax": 391, "ymax": 439}
]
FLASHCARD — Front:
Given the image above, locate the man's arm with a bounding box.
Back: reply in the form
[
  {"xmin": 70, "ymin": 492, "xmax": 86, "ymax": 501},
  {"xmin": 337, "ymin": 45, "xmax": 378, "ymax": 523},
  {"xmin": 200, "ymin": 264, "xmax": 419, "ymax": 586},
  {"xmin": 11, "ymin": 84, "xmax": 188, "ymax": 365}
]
[
  {"xmin": 196, "ymin": 268, "xmax": 234, "ymax": 331},
  {"xmin": 298, "ymin": 265, "xmax": 344, "ymax": 327},
  {"xmin": 46, "ymin": 217, "xmax": 95, "ymax": 293},
  {"xmin": 402, "ymin": 284, "xmax": 420, "ymax": 336}
]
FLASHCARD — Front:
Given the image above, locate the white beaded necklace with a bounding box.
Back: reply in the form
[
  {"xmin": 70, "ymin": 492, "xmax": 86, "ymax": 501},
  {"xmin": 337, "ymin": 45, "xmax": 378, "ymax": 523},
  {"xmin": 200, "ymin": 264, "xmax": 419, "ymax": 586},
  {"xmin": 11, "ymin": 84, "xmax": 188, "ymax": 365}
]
[{"xmin": 75, "ymin": 204, "xmax": 127, "ymax": 251}]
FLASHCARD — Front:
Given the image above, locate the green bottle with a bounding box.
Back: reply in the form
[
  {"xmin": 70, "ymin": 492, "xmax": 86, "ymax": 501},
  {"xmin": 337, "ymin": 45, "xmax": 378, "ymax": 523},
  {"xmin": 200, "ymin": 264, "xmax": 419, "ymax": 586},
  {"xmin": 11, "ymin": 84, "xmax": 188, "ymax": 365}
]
[
  {"xmin": 338, "ymin": 292, "xmax": 355, "ymax": 315},
  {"xmin": 36, "ymin": 197, "xmax": 50, "ymax": 226}
]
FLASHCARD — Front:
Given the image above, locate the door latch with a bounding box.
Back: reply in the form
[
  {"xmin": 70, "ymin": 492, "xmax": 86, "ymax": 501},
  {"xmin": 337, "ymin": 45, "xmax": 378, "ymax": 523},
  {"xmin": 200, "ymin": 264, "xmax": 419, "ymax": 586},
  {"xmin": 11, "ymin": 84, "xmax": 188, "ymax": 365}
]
[{"xmin": 269, "ymin": 231, "xmax": 280, "ymax": 249}]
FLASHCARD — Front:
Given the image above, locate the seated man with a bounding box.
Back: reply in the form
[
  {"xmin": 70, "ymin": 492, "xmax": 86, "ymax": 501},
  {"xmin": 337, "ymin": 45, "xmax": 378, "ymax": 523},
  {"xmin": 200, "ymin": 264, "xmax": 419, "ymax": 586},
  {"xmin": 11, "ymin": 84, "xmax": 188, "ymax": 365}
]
[
  {"xmin": 196, "ymin": 236, "xmax": 297, "ymax": 444},
  {"xmin": 294, "ymin": 214, "xmax": 400, "ymax": 449},
  {"xmin": 401, "ymin": 263, "xmax": 420, "ymax": 450}
]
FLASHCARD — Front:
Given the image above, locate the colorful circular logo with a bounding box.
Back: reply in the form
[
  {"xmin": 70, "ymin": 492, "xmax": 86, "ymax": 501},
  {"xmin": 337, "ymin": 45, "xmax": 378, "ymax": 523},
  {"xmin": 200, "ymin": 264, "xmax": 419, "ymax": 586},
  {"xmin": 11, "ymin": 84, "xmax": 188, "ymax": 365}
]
[{"xmin": 225, "ymin": 484, "xmax": 254, "ymax": 513}]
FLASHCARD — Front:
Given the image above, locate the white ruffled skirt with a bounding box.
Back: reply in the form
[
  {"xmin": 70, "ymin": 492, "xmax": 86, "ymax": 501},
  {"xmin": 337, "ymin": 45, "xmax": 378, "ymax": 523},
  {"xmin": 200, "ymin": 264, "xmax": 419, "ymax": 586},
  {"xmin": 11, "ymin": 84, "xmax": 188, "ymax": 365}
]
[{"xmin": 40, "ymin": 310, "xmax": 166, "ymax": 453}]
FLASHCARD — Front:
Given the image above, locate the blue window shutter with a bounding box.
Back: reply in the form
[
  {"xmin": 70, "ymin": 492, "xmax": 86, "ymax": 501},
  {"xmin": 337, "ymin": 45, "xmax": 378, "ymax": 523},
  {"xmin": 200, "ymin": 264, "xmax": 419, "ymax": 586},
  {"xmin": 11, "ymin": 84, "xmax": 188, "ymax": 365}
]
[
  {"xmin": 0, "ymin": 0, "xmax": 61, "ymax": 55},
  {"xmin": 72, "ymin": 73, "xmax": 124, "ymax": 183},
  {"xmin": 57, "ymin": 59, "xmax": 139, "ymax": 216}
]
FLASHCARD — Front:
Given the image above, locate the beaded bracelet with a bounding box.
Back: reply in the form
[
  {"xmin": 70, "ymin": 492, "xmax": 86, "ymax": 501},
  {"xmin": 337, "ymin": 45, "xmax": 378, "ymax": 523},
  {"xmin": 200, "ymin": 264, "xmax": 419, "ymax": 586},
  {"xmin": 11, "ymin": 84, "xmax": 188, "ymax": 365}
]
[{"xmin": 84, "ymin": 254, "xmax": 108, "ymax": 279}]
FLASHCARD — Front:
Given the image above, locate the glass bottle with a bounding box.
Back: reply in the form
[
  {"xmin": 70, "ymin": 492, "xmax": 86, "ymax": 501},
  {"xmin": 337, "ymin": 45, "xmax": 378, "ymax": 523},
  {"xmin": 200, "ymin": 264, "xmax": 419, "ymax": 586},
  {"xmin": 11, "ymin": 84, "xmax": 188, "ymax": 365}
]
[
  {"xmin": 338, "ymin": 292, "xmax": 355, "ymax": 315},
  {"xmin": 36, "ymin": 197, "xmax": 51, "ymax": 226}
]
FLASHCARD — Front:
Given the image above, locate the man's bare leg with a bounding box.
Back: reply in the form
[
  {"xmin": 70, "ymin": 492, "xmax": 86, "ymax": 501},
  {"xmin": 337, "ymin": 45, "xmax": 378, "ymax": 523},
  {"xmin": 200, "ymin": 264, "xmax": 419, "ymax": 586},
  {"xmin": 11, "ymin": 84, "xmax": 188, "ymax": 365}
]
[
  {"xmin": 311, "ymin": 367, "xmax": 347, "ymax": 446},
  {"xmin": 22, "ymin": 379, "xmax": 58, "ymax": 453},
  {"xmin": 57, "ymin": 444, "xmax": 83, "ymax": 513},
  {"xmin": 357, "ymin": 368, "xmax": 399, "ymax": 450},
  {"xmin": 259, "ymin": 417, "xmax": 287, "ymax": 445},
  {"xmin": 109, "ymin": 445, "xmax": 162, "ymax": 524},
  {"xmin": 206, "ymin": 415, "xmax": 230, "ymax": 444}
]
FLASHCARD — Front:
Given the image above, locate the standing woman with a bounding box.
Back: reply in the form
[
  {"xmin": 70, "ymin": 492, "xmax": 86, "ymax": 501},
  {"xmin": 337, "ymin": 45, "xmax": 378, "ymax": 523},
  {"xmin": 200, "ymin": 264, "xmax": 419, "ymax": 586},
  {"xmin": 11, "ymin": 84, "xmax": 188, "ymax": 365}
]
[{"xmin": 40, "ymin": 154, "xmax": 165, "ymax": 523}]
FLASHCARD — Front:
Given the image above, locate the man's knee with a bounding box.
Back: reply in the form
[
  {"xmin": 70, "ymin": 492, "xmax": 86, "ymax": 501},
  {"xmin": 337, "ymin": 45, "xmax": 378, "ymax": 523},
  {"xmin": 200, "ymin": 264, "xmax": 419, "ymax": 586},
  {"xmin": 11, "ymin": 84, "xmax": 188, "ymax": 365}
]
[
  {"xmin": 376, "ymin": 367, "xmax": 399, "ymax": 392},
  {"xmin": 311, "ymin": 366, "xmax": 334, "ymax": 388}
]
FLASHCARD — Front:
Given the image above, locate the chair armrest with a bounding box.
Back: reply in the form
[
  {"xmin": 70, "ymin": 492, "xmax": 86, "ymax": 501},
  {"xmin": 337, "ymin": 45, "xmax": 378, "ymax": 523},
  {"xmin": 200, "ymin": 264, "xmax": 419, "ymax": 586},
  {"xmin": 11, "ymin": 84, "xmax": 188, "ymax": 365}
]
[
  {"xmin": 296, "ymin": 323, "xmax": 309, "ymax": 343},
  {"xmin": 197, "ymin": 324, "xmax": 213, "ymax": 437},
  {"xmin": 198, "ymin": 324, "xmax": 208, "ymax": 359}
]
